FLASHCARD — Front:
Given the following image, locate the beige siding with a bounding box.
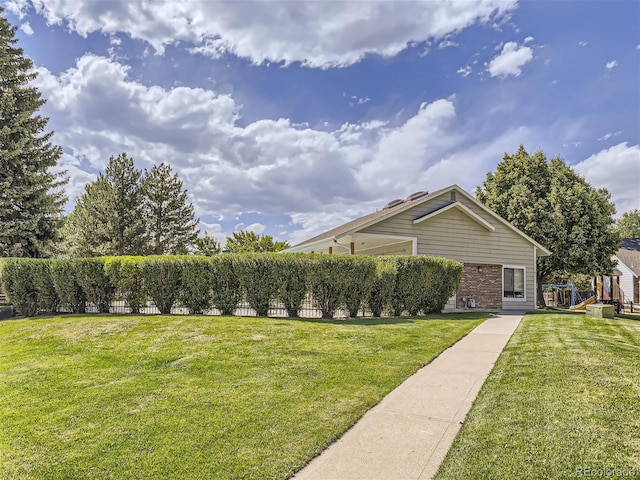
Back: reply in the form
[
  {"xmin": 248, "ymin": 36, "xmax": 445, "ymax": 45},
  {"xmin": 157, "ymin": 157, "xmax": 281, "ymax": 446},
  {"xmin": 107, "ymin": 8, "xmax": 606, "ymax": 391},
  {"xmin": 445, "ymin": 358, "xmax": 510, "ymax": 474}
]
[{"xmin": 360, "ymin": 193, "xmax": 536, "ymax": 310}]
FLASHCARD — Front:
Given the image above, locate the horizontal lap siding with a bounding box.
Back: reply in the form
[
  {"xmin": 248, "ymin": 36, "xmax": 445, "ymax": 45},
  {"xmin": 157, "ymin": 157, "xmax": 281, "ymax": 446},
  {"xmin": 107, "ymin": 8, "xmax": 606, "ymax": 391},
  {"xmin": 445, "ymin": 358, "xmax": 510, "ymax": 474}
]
[{"xmin": 360, "ymin": 194, "xmax": 536, "ymax": 310}]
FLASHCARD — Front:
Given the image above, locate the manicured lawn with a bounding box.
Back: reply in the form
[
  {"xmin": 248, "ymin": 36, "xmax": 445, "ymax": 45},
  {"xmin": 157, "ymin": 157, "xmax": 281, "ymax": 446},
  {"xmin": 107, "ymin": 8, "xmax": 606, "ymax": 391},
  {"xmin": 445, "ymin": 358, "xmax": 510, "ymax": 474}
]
[
  {"xmin": 436, "ymin": 312, "xmax": 640, "ymax": 480},
  {"xmin": 0, "ymin": 312, "xmax": 487, "ymax": 479}
]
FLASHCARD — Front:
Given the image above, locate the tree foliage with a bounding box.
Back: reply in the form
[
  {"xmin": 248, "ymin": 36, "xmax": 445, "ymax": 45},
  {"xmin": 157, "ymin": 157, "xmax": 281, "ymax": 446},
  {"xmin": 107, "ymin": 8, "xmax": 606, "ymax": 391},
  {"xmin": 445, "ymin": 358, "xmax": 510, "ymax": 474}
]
[
  {"xmin": 65, "ymin": 153, "xmax": 146, "ymax": 256},
  {"xmin": 0, "ymin": 9, "xmax": 67, "ymax": 257},
  {"xmin": 63, "ymin": 155, "xmax": 199, "ymax": 256},
  {"xmin": 476, "ymin": 145, "xmax": 619, "ymax": 306},
  {"xmin": 224, "ymin": 230, "xmax": 289, "ymax": 253},
  {"xmin": 142, "ymin": 162, "xmax": 199, "ymax": 255},
  {"xmin": 613, "ymin": 209, "xmax": 640, "ymax": 238},
  {"xmin": 193, "ymin": 233, "xmax": 221, "ymax": 256}
]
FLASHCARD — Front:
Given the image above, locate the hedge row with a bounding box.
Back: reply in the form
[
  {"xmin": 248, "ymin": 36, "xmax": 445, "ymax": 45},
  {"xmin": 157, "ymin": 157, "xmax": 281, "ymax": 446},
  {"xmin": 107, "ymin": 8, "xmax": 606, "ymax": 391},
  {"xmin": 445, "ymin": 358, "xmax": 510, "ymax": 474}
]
[{"xmin": 0, "ymin": 254, "xmax": 462, "ymax": 319}]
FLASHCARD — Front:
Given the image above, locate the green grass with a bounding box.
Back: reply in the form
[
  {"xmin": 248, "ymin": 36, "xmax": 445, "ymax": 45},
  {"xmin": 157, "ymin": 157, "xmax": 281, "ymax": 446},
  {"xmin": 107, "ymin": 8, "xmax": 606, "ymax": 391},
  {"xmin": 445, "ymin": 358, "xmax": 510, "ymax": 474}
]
[
  {"xmin": 435, "ymin": 312, "xmax": 640, "ymax": 480},
  {"xmin": 0, "ymin": 312, "xmax": 487, "ymax": 479}
]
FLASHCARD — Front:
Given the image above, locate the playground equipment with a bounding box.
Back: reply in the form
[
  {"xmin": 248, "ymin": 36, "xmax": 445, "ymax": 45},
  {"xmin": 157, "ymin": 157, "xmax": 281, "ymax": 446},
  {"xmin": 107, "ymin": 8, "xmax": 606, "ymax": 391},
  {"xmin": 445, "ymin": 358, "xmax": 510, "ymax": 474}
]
[
  {"xmin": 569, "ymin": 296, "xmax": 595, "ymax": 311},
  {"xmin": 592, "ymin": 270, "xmax": 623, "ymax": 313},
  {"xmin": 542, "ymin": 283, "xmax": 585, "ymax": 307}
]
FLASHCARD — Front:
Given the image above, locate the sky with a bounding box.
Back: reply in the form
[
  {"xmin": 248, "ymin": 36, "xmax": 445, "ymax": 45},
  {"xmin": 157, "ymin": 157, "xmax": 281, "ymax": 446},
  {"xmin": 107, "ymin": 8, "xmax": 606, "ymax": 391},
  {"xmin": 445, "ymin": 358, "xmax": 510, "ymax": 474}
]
[{"xmin": 4, "ymin": 0, "xmax": 640, "ymax": 246}]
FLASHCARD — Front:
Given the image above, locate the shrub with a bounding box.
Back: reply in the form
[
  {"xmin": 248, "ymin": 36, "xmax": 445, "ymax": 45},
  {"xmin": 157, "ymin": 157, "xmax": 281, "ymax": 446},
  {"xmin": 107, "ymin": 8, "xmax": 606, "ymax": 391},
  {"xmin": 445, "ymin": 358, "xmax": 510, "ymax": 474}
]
[
  {"xmin": 51, "ymin": 259, "xmax": 87, "ymax": 313},
  {"xmin": 210, "ymin": 254, "xmax": 241, "ymax": 315},
  {"xmin": 32, "ymin": 260, "xmax": 59, "ymax": 315},
  {"xmin": 74, "ymin": 258, "xmax": 116, "ymax": 313},
  {"xmin": 420, "ymin": 257, "xmax": 463, "ymax": 313},
  {"xmin": 139, "ymin": 256, "xmax": 182, "ymax": 314},
  {"xmin": 273, "ymin": 254, "xmax": 308, "ymax": 318},
  {"xmin": 235, "ymin": 254, "xmax": 279, "ymax": 316},
  {"xmin": 105, "ymin": 256, "xmax": 146, "ymax": 313},
  {"xmin": 179, "ymin": 256, "xmax": 212, "ymax": 314},
  {"xmin": 385, "ymin": 256, "xmax": 463, "ymax": 316},
  {"xmin": 0, "ymin": 258, "xmax": 39, "ymax": 317},
  {"xmin": 368, "ymin": 260, "xmax": 397, "ymax": 317},
  {"xmin": 341, "ymin": 256, "xmax": 376, "ymax": 318},
  {"xmin": 306, "ymin": 254, "xmax": 347, "ymax": 319}
]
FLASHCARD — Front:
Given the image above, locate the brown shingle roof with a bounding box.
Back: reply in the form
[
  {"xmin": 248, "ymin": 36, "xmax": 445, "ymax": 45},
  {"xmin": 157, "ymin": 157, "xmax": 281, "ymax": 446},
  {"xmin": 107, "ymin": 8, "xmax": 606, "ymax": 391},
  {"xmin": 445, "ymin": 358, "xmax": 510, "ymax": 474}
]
[
  {"xmin": 292, "ymin": 186, "xmax": 451, "ymax": 248},
  {"xmin": 616, "ymin": 238, "xmax": 640, "ymax": 276}
]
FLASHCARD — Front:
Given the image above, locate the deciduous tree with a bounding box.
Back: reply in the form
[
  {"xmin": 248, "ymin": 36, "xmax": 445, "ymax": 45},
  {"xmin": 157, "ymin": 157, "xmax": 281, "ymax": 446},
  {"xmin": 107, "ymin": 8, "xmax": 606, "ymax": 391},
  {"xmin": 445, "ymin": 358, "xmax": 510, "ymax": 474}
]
[
  {"xmin": 613, "ymin": 209, "xmax": 640, "ymax": 238},
  {"xmin": 476, "ymin": 145, "xmax": 619, "ymax": 306},
  {"xmin": 224, "ymin": 230, "xmax": 289, "ymax": 253}
]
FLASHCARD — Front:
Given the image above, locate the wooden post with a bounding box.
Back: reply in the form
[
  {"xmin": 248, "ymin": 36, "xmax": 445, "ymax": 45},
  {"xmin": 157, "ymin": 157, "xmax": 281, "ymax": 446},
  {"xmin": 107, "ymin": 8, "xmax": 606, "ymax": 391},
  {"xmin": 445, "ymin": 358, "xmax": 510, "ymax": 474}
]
[
  {"xmin": 350, "ymin": 242, "xmax": 355, "ymax": 255},
  {"xmin": 328, "ymin": 246, "xmax": 333, "ymax": 255}
]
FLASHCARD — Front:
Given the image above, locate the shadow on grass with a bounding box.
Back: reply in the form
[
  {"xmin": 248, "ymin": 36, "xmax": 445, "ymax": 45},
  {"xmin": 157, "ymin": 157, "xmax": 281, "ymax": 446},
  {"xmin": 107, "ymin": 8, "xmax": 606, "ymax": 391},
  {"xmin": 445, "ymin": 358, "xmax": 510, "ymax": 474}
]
[
  {"xmin": 6, "ymin": 310, "xmax": 494, "ymax": 327},
  {"xmin": 287, "ymin": 311, "xmax": 492, "ymax": 326}
]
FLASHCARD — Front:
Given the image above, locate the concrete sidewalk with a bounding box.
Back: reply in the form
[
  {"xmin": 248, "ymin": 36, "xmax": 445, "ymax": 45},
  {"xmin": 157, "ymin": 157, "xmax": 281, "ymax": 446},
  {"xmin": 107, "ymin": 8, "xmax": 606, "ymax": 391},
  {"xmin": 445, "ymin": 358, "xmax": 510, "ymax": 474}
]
[{"xmin": 293, "ymin": 312, "xmax": 525, "ymax": 480}]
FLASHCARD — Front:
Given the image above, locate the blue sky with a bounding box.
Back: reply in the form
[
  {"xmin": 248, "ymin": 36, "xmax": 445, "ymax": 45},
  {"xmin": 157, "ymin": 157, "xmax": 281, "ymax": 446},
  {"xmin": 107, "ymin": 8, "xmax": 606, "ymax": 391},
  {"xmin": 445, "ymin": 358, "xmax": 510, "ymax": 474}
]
[{"xmin": 4, "ymin": 0, "xmax": 639, "ymax": 245}]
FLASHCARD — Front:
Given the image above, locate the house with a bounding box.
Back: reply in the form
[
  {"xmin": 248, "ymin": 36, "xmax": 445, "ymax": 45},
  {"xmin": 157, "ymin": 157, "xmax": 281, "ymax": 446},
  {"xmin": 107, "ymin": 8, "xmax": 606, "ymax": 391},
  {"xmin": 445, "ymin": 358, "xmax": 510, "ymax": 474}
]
[
  {"xmin": 285, "ymin": 184, "xmax": 551, "ymax": 311},
  {"xmin": 614, "ymin": 238, "xmax": 640, "ymax": 307}
]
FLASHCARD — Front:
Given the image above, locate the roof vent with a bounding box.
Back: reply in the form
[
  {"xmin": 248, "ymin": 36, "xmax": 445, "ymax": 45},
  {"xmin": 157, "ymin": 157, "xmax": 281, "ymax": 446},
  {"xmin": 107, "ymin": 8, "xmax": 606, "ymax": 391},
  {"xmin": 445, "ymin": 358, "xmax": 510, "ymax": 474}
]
[
  {"xmin": 383, "ymin": 198, "xmax": 404, "ymax": 210},
  {"xmin": 406, "ymin": 191, "xmax": 428, "ymax": 202}
]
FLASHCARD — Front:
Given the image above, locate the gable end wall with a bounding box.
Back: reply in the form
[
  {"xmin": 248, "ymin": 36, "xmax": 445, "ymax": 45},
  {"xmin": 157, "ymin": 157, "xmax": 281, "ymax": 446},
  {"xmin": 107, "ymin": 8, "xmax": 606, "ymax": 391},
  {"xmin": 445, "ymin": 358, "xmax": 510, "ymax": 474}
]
[{"xmin": 360, "ymin": 192, "xmax": 536, "ymax": 310}]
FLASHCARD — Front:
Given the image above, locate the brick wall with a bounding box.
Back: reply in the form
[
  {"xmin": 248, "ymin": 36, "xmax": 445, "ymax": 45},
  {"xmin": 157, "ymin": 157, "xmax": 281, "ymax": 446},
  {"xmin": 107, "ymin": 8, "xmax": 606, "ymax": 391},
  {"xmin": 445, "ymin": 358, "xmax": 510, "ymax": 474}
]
[{"xmin": 456, "ymin": 263, "xmax": 503, "ymax": 310}]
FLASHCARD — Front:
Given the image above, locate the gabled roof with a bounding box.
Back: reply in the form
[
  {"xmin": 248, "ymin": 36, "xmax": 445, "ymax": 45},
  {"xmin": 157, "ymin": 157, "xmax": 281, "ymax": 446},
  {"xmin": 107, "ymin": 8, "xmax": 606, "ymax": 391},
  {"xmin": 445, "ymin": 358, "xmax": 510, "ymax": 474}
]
[
  {"xmin": 291, "ymin": 185, "xmax": 453, "ymax": 248},
  {"xmin": 289, "ymin": 184, "xmax": 551, "ymax": 256},
  {"xmin": 615, "ymin": 238, "xmax": 640, "ymax": 277}
]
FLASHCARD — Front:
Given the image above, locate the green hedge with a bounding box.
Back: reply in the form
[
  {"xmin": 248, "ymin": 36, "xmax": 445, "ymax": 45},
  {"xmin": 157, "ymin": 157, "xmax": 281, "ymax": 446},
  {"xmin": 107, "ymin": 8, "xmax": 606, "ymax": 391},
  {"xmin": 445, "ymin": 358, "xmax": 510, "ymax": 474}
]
[
  {"xmin": 273, "ymin": 254, "xmax": 308, "ymax": 318},
  {"xmin": 51, "ymin": 259, "xmax": 87, "ymax": 313},
  {"xmin": 105, "ymin": 256, "xmax": 146, "ymax": 313},
  {"xmin": 368, "ymin": 260, "xmax": 397, "ymax": 317},
  {"xmin": 75, "ymin": 258, "xmax": 116, "ymax": 313},
  {"xmin": 235, "ymin": 254, "xmax": 279, "ymax": 316},
  {"xmin": 0, "ymin": 259, "xmax": 40, "ymax": 317},
  {"xmin": 0, "ymin": 253, "xmax": 463, "ymax": 319},
  {"xmin": 210, "ymin": 255, "xmax": 241, "ymax": 315},
  {"xmin": 179, "ymin": 256, "xmax": 212, "ymax": 314},
  {"xmin": 139, "ymin": 256, "xmax": 182, "ymax": 314}
]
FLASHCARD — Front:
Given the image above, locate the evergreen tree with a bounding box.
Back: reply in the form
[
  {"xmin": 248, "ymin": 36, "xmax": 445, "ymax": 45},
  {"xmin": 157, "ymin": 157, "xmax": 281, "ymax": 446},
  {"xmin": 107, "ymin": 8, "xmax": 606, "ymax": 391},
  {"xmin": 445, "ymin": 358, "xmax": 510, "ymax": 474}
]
[
  {"xmin": 476, "ymin": 145, "xmax": 619, "ymax": 306},
  {"xmin": 142, "ymin": 162, "xmax": 199, "ymax": 255},
  {"xmin": 64, "ymin": 153, "xmax": 146, "ymax": 256},
  {"xmin": 0, "ymin": 9, "xmax": 67, "ymax": 257}
]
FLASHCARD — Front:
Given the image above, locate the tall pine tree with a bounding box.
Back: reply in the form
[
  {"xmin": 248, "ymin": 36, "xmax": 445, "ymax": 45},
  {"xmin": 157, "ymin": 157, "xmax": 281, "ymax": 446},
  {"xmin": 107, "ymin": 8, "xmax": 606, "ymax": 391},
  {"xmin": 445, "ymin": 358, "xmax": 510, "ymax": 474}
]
[
  {"xmin": 142, "ymin": 162, "xmax": 199, "ymax": 255},
  {"xmin": 0, "ymin": 9, "xmax": 67, "ymax": 257},
  {"xmin": 64, "ymin": 153, "xmax": 146, "ymax": 256}
]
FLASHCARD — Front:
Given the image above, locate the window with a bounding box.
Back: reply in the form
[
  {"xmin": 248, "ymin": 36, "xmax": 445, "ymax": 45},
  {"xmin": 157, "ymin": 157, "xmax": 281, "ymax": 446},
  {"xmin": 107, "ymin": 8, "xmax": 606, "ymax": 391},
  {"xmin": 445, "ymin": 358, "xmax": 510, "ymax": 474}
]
[{"xmin": 503, "ymin": 267, "xmax": 525, "ymax": 299}]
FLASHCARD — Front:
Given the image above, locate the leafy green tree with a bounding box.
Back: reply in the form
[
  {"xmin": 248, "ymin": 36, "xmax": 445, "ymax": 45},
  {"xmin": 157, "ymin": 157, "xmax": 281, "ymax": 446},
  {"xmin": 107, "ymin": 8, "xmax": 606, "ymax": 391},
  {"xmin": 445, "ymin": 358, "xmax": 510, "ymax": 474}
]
[
  {"xmin": 476, "ymin": 145, "xmax": 618, "ymax": 306},
  {"xmin": 193, "ymin": 233, "xmax": 221, "ymax": 255},
  {"xmin": 64, "ymin": 153, "xmax": 146, "ymax": 256},
  {"xmin": 613, "ymin": 209, "xmax": 640, "ymax": 238},
  {"xmin": 0, "ymin": 9, "xmax": 67, "ymax": 257},
  {"xmin": 225, "ymin": 230, "xmax": 289, "ymax": 253},
  {"xmin": 142, "ymin": 163, "xmax": 199, "ymax": 254}
]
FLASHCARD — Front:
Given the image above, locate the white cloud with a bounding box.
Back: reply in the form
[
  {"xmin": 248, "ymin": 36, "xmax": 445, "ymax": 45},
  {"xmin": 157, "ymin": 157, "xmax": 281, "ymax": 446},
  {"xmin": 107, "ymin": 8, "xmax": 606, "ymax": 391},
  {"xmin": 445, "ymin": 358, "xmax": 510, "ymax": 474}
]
[
  {"xmin": 605, "ymin": 60, "xmax": 618, "ymax": 71},
  {"xmin": 597, "ymin": 131, "xmax": 622, "ymax": 142},
  {"xmin": 487, "ymin": 41, "xmax": 533, "ymax": 77},
  {"xmin": 22, "ymin": 0, "xmax": 517, "ymax": 68},
  {"xmin": 245, "ymin": 223, "xmax": 266, "ymax": 235},
  {"xmin": 523, "ymin": 36, "xmax": 534, "ymax": 44},
  {"xmin": 574, "ymin": 143, "xmax": 640, "ymax": 214},
  {"xmin": 578, "ymin": 41, "xmax": 588, "ymax": 47},
  {"xmin": 34, "ymin": 55, "xmax": 472, "ymax": 241},
  {"xmin": 20, "ymin": 21, "xmax": 34, "ymax": 35},
  {"xmin": 457, "ymin": 65, "xmax": 473, "ymax": 77}
]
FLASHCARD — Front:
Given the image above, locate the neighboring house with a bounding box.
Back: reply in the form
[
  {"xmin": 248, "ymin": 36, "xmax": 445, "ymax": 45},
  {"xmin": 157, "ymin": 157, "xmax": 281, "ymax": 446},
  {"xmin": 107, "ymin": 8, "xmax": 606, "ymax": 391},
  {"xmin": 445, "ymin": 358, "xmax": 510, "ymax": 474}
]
[
  {"xmin": 614, "ymin": 238, "xmax": 640, "ymax": 306},
  {"xmin": 285, "ymin": 185, "xmax": 551, "ymax": 312}
]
